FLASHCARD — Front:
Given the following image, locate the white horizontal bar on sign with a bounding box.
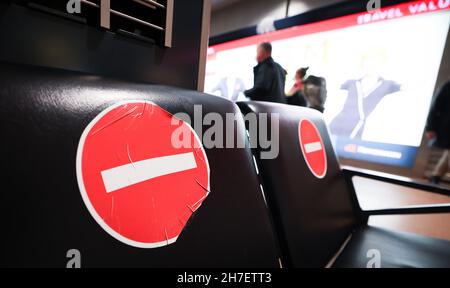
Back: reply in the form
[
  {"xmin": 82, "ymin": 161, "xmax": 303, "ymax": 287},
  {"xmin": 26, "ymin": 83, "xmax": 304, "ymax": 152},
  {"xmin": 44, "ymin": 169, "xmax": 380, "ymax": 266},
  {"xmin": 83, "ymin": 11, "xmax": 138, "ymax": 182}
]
[
  {"xmin": 101, "ymin": 152, "xmax": 197, "ymax": 193},
  {"xmin": 304, "ymin": 142, "xmax": 322, "ymax": 154}
]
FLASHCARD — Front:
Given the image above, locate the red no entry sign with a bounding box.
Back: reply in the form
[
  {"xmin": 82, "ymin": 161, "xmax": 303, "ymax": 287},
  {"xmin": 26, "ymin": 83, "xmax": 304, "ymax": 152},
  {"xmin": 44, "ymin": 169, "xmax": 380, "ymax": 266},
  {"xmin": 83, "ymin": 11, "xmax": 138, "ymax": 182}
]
[
  {"xmin": 298, "ymin": 119, "xmax": 327, "ymax": 179},
  {"xmin": 76, "ymin": 101, "xmax": 210, "ymax": 248}
]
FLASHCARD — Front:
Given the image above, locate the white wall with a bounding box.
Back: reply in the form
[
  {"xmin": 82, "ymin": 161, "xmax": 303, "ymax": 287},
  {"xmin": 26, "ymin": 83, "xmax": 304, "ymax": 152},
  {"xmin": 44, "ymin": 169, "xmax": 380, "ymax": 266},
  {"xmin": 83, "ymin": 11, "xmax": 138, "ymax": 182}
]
[{"xmin": 210, "ymin": 0, "xmax": 345, "ymax": 36}]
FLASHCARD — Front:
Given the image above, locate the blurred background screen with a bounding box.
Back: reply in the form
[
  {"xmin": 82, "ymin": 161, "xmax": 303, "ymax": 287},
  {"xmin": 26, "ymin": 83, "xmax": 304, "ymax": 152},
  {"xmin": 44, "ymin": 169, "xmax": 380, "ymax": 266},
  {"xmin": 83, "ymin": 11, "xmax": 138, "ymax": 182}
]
[{"xmin": 205, "ymin": 1, "xmax": 450, "ymax": 168}]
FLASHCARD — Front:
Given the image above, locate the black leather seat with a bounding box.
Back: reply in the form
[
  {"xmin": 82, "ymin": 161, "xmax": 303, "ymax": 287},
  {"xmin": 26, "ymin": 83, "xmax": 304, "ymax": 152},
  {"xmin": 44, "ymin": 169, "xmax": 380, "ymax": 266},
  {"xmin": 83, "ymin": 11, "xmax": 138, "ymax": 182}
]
[
  {"xmin": 0, "ymin": 61, "xmax": 280, "ymax": 268},
  {"xmin": 238, "ymin": 101, "xmax": 450, "ymax": 268},
  {"xmin": 333, "ymin": 226, "xmax": 450, "ymax": 268}
]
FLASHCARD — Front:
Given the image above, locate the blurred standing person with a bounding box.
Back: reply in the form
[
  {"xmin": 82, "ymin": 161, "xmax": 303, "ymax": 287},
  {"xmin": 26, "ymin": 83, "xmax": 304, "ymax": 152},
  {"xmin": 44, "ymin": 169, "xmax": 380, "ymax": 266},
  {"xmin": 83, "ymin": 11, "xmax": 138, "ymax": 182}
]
[
  {"xmin": 303, "ymin": 75, "xmax": 327, "ymax": 113},
  {"xmin": 211, "ymin": 76, "xmax": 246, "ymax": 102},
  {"xmin": 244, "ymin": 42, "xmax": 287, "ymax": 104},
  {"xmin": 286, "ymin": 67, "xmax": 309, "ymax": 107},
  {"xmin": 426, "ymin": 81, "xmax": 450, "ymax": 184}
]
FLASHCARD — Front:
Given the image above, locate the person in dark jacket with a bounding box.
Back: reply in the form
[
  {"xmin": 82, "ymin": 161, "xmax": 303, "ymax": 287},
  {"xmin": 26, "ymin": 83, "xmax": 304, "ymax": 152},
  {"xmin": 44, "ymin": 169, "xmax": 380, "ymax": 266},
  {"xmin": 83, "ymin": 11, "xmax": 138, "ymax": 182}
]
[
  {"xmin": 426, "ymin": 81, "xmax": 450, "ymax": 184},
  {"xmin": 244, "ymin": 42, "xmax": 287, "ymax": 104},
  {"xmin": 286, "ymin": 67, "xmax": 308, "ymax": 107}
]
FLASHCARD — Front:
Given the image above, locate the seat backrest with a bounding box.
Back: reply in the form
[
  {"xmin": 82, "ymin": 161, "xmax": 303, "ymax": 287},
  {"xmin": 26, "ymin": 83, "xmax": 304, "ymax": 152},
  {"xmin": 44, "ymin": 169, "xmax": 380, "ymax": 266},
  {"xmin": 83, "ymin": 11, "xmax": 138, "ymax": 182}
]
[
  {"xmin": 0, "ymin": 61, "xmax": 280, "ymax": 268},
  {"xmin": 238, "ymin": 101, "xmax": 360, "ymax": 267}
]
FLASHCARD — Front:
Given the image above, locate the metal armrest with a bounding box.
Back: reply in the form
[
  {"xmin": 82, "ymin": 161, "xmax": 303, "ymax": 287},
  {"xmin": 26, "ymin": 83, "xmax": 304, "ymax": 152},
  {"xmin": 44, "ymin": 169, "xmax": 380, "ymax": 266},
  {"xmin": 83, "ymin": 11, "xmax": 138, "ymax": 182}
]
[
  {"xmin": 342, "ymin": 166, "xmax": 450, "ymax": 197},
  {"xmin": 362, "ymin": 203, "xmax": 450, "ymax": 216}
]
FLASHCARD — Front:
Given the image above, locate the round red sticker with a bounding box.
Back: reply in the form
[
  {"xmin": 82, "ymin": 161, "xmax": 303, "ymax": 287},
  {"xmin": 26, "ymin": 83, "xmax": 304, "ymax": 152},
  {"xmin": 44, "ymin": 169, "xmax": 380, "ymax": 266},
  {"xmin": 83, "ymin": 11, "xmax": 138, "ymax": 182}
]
[
  {"xmin": 298, "ymin": 119, "xmax": 327, "ymax": 179},
  {"xmin": 76, "ymin": 100, "xmax": 210, "ymax": 248}
]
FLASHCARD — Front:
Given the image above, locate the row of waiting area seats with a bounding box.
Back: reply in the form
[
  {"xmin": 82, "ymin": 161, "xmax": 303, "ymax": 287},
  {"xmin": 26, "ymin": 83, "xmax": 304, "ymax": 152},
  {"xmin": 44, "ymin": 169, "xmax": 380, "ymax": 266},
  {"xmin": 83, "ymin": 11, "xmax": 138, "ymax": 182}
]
[{"xmin": 1, "ymin": 61, "xmax": 450, "ymax": 267}]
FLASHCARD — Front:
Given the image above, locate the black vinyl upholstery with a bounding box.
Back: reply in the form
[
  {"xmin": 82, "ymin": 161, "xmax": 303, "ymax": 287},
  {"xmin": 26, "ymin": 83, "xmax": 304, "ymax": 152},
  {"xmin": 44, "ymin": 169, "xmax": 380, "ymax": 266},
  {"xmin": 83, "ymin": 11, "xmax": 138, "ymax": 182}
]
[
  {"xmin": 238, "ymin": 101, "xmax": 359, "ymax": 267},
  {"xmin": 0, "ymin": 62, "xmax": 279, "ymax": 268},
  {"xmin": 238, "ymin": 101, "xmax": 450, "ymax": 268},
  {"xmin": 2, "ymin": 61, "xmax": 450, "ymax": 268},
  {"xmin": 333, "ymin": 226, "xmax": 450, "ymax": 268}
]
